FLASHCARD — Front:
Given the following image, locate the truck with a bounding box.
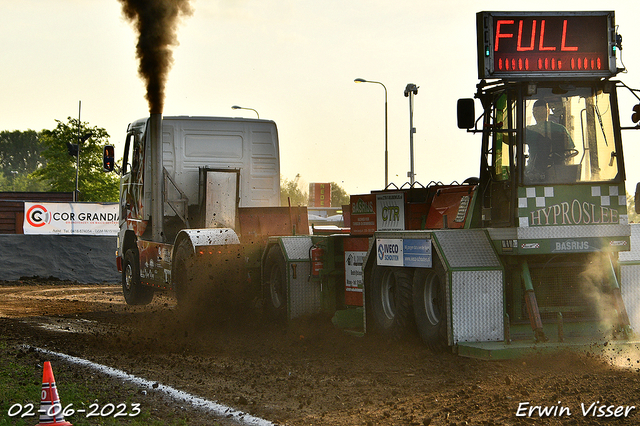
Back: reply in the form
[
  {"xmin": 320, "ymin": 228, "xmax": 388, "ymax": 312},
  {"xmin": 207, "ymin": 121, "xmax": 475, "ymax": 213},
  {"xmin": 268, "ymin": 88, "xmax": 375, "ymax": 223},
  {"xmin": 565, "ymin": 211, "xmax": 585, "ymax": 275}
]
[
  {"xmin": 107, "ymin": 114, "xmax": 308, "ymax": 311},
  {"xmin": 106, "ymin": 10, "xmax": 640, "ymax": 358}
]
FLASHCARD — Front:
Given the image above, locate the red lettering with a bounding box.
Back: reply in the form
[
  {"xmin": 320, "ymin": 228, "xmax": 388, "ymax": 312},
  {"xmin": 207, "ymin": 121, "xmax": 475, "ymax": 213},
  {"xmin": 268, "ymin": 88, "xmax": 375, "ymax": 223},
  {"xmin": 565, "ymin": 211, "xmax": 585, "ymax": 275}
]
[
  {"xmin": 517, "ymin": 20, "xmax": 536, "ymax": 51},
  {"xmin": 495, "ymin": 20, "xmax": 514, "ymax": 51},
  {"xmin": 560, "ymin": 20, "xmax": 578, "ymax": 51},
  {"xmin": 538, "ymin": 20, "xmax": 556, "ymax": 51}
]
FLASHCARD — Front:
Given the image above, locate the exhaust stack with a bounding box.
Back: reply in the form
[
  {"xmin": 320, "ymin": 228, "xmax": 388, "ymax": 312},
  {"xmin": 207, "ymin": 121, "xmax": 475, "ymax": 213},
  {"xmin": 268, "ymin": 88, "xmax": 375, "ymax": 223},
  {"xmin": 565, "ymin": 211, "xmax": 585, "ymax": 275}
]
[{"xmin": 149, "ymin": 113, "xmax": 164, "ymax": 242}]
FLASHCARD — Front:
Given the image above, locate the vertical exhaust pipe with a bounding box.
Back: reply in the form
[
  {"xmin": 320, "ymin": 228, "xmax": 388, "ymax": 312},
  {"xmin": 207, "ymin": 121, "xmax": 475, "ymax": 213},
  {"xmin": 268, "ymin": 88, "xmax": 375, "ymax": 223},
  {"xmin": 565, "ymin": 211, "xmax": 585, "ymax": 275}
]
[{"xmin": 149, "ymin": 113, "xmax": 164, "ymax": 242}]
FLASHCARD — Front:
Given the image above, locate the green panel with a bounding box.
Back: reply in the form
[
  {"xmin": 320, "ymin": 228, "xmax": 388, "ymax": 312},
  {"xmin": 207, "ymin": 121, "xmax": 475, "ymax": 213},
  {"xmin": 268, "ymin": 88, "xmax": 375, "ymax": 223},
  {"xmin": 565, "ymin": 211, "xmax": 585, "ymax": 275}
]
[
  {"xmin": 457, "ymin": 339, "xmax": 613, "ymax": 360},
  {"xmin": 518, "ymin": 184, "xmax": 627, "ymax": 227},
  {"xmin": 517, "ymin": 236, "xmax": 630, "ymax": 254},
  {"xmin": 458, "ymin": 321, "xmax": 640, "ymax": 360},
  {"xmin": 331, "ymin": 307, "xmax": 364, "ymax": 332}
]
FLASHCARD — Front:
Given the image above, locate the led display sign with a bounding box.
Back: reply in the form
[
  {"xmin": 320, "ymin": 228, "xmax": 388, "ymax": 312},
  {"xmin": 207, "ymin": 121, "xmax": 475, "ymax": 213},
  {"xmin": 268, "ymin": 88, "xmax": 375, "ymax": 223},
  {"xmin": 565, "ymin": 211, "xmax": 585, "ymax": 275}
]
[{"xmin": 477, "ymin": 11, "xmax": 617, "ymax": 79}]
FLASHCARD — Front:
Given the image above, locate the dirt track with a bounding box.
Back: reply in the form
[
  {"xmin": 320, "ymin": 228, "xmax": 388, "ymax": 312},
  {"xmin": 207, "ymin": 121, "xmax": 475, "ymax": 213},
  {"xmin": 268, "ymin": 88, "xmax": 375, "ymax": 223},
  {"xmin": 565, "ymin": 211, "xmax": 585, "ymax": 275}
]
[{"xmin": 3, "ymin": 280, "xmax": 640, "ymax": 425}]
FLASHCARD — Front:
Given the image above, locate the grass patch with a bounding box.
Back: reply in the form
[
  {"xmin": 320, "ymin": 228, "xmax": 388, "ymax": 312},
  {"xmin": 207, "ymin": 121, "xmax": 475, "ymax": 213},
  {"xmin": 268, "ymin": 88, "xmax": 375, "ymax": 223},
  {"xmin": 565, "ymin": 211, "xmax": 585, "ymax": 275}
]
[{"xmin": 0, "ymin": 340, "xmax": 220, "ymax": 426}]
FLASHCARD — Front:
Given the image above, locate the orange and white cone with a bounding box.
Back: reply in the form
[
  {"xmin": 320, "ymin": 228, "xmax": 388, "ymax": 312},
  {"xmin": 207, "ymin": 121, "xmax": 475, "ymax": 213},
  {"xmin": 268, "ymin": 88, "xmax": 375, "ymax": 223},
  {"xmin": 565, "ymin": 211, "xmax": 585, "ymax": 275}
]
[{"xmin": 36, "ymin": 361, "xmax": 72, "ymax": 426}]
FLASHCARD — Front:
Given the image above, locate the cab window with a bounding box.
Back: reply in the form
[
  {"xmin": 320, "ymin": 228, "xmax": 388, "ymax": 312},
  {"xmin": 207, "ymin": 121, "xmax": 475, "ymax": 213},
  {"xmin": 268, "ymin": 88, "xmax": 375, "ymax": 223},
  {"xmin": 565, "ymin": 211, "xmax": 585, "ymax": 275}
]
[
  {"xmin": 492, "ymin": 93, "xmax": 515, "ymax": 181},
  {"xmin": 524, "ymin": 86, "xmax": 619, "ymax": 184}
]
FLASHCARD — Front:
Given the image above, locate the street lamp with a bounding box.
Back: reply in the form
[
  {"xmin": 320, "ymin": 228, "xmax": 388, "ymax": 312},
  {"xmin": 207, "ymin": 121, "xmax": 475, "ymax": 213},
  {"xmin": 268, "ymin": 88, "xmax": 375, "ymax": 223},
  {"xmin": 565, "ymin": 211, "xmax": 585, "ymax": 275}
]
[
  {"xmin": 73, "ymin": 100, "xmax": 92, "ymax": 202},
  {"xmin": 404, "ymin": 83, "xmax": 419, "ymax": 184},
  {"xmin": 10, "ymin": 170, "xmax": 18, "ymax": 191},
  {"xmin": 354, "ymin": 78, "xmax": 388, "ymax": 188},
  {"xmin": 74, "ymin": 132, "xmax": 92, "ymax": 202},
  {"xmin": 231, "ymin": 105, "xmax": 260, "ymax": 119}
]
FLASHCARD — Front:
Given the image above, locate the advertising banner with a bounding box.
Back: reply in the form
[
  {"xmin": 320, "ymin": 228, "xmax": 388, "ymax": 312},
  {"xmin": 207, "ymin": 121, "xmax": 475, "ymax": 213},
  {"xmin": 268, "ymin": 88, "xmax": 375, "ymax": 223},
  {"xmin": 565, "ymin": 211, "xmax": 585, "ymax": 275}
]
[
  {"xmin": 349, "ymin": 192, "xmax": 406, "ymax": 235},
  {"xmin": 376, "ymin": 238, "xmax": 432, "ymax": 268},
  {"xmin": 309, "ymin": 183, "xmax": 332, "ymax": 207},
  {"xmin": 23, "ymin": 202, "xmax": 119, "ymax": 235},
  {"xmin": 376, "ymin": 192, "xmax": 405, "ymax": 231},
  {"xmin": 350, "ymin": 194, "xmax": 376, "ymax": 235},
  {"xmin": 343, "ymin": 237, "xmax": 369, "ymax": 306}
]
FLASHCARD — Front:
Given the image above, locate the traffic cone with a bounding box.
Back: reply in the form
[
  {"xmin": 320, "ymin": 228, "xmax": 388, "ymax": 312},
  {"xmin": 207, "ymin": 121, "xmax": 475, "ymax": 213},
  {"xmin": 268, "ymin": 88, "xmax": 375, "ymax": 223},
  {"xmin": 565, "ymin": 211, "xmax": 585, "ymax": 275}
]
[{"xmin": 36, "ymin": 361, "xmax": 73, "ymax": 426}]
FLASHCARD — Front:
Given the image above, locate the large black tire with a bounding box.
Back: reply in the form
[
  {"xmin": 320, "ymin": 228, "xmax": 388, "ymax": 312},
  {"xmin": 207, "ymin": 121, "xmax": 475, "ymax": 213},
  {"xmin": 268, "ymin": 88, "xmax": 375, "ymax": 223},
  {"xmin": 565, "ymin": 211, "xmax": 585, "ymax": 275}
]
[
  {"xmin": 172, "ymin": 238, "xmax": 194, "ymax": 308},
  {"xmin": 263, "ymin": 244, "xmax": 287, "ymax": 321},
  {"xmin": 369, "ymin": 266, "xmax": 414, "ymax": 340},
  {"xmin": 413, "ymin": 261, "xmax": 448, "ymax": 351},
  {"xmin": 122, "ymin": 248, "xmax": 154, "ymax": 305}
]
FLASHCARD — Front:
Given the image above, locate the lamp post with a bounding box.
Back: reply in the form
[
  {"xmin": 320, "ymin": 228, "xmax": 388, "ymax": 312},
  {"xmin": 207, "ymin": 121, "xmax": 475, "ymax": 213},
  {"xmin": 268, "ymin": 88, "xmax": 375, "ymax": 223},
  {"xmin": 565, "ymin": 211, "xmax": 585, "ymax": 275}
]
[
  {"xmin": 354, "ymin": 78, "xmax": 388, "ymax": 188},
  {"xmin": 10, "ymin": 170, "xmax": 18, "ymax": 191},
  {"xmin": 73, "ymin": 101, "xmax": 92, "ymax": 202},
  {"xmin": 231, "ymin": 105, "xmax": 260, "ymax": 119},
  {"xmin": 404, "ymin": 83, "xmax": 419, "ymax": 184}
]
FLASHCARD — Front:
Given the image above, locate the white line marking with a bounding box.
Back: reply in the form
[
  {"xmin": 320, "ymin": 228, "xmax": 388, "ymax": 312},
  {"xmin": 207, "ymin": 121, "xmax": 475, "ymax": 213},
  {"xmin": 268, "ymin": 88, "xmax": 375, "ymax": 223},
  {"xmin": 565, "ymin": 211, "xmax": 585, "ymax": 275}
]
[{"xmin": 29, "ymin": 346, "xmax": 275, "ymax": 426}]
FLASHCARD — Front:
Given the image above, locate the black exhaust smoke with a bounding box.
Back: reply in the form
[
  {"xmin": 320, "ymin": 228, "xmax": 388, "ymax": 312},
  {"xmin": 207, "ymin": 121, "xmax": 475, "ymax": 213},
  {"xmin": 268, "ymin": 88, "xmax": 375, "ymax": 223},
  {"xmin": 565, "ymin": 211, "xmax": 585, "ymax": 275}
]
[{"xmin": 118, "ymin": 0, "xmax": 193, "ymax": 114}]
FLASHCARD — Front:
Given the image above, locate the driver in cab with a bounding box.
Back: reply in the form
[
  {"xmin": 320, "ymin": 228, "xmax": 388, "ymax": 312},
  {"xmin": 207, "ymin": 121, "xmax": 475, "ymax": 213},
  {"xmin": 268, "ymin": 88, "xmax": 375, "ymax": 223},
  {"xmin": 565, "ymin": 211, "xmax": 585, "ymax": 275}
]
[{"xmin": 526, "ymin": 99, "xmax": 575, "ymax": 174}]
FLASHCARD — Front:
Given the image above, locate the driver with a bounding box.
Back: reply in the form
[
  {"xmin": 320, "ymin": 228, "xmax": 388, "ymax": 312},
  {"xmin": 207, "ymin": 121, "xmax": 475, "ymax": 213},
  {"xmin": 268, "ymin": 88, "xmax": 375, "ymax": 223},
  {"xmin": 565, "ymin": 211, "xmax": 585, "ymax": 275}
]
[{"xmin": 526, "ymin": 99, "xmax": 575, "ymax": 171}]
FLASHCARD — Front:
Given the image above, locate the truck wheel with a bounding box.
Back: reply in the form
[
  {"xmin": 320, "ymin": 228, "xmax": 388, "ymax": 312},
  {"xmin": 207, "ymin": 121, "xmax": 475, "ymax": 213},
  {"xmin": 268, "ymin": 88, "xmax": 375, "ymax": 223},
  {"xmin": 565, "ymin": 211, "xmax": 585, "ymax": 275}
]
[
  {"xmin": 369, "ymin": 266, "xmax": 414, "ymax": 340},
  {"xmin": 413, "ymin": 266, "xmax": 447, "ymax": 351},
  {"xmin": 263, "ymin": 244, "xmax": 287, "ymax": 320},
  {"xmin": 172, "ymin": 239, "xmax": 194, "ymax": 307},
  {"xmin": 122, "ymin": 249, "xmax": 154, "ymax": 305}
]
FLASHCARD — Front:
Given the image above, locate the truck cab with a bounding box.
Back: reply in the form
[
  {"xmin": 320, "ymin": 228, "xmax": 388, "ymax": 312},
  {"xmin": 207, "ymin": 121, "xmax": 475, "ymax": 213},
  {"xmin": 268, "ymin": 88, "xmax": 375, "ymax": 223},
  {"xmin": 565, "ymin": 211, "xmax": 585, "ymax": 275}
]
[
  {"xmin": 468, "ymin": 79, "xmax": 628, "ymax": 234},
  {"xmin": 112, "ymin": 115, "xmax": 307, "ymax": 307}
]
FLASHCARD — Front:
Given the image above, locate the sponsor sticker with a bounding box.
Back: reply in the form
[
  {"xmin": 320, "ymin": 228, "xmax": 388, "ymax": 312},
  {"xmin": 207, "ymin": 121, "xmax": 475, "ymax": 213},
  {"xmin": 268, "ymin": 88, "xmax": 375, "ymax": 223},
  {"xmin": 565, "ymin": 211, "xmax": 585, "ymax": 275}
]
[
  {"xmin": 376, "ymin": 238, "xmax": 432, "ymax": 268},
  {"xmin": 377, "ymin": 239, "xmax": 403, "ymax": 267},
  {"xmin": 402, "ymin": 239, "xmax": 432, "ymax": 268},
  {"xmin": 376, "ymin": 193, "xmax": 405, "ymax": 231}
]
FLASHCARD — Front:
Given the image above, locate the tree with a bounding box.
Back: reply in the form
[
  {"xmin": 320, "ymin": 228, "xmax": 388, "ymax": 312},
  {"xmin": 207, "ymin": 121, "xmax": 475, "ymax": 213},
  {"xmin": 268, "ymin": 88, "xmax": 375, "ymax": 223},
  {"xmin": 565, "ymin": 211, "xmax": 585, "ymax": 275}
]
[
  {"xmin": 0, "ymin": 172, "xmax": 48, "ymax": 192},
  {"xmin": 32, "ymin": 117, "xmax": 120, "ymax": 202},
  {"xmin": 280, "ymin": 174, "xmax": 307, "ymax": 206},
  {"xmin": 0, "ymin": 129, "xmax": 48, "ymax": 191},
  {"xmin": 330, "ymin": 182, "xmax": 350, "ymax": 207}
]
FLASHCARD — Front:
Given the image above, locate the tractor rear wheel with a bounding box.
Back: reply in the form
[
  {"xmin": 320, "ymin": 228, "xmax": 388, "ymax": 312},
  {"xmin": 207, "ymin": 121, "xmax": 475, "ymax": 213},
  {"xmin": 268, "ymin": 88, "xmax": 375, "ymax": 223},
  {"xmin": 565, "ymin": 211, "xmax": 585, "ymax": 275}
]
[
  {"xmin": 369, "ymin": 266, "xmax": 414, "ymax": 340},
  {"xmin": 413, "ymin": 264, "xmax": 447, "ymax": 351},
  {"xmin": 122, "ymin": 248, "xmax": 154, "ymax": 305},
  {"xmin": 263, "ymin": 244, "xmax": 287, "ymax": 321}
]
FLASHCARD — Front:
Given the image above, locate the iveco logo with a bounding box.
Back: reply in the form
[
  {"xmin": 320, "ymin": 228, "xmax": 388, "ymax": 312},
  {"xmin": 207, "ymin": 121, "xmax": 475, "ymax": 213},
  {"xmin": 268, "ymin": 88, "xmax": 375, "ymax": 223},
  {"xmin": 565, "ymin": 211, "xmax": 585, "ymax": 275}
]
[{"xmin": 378, "ymin": 243, "xmax": 399, "ymax": 260}]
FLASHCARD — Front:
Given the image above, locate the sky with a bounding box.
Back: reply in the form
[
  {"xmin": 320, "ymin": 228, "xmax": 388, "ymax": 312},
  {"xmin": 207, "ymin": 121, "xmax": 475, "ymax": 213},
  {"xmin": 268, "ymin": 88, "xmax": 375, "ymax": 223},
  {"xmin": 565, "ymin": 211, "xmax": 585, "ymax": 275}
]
[{"xmin": 1, "ymin": 0, "xmax": 640, "ymax": 196}]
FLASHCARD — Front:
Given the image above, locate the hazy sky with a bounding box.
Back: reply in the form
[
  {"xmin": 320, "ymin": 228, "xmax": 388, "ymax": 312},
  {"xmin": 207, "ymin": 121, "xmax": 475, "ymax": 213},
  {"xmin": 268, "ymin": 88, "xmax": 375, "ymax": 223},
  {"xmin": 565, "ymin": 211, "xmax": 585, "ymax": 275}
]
[{"xmin": 2, "ymin": 0, "xmax": 640, "ymax": 195}]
